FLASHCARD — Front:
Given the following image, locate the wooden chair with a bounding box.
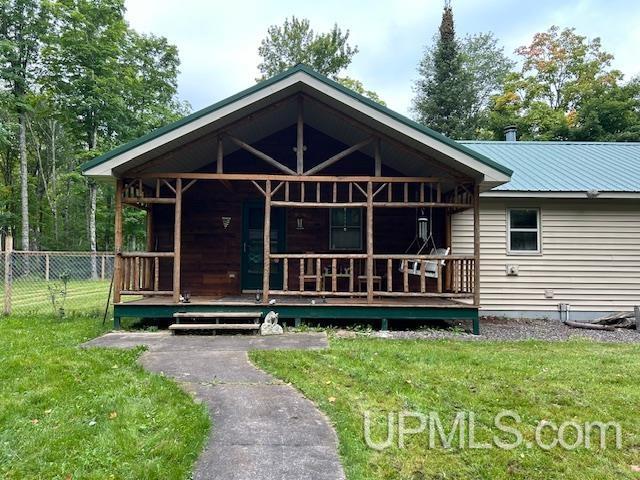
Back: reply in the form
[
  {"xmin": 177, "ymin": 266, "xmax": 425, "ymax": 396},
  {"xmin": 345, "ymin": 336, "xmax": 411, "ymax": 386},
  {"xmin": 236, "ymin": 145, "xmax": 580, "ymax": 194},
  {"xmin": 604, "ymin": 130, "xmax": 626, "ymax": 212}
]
[
  {"xmin": 301, "ymin": 255, "xmax": 320, "ymax": 291},
  {"xmin": 357, "ymin": 259, "xmax": 383, "ymax": 292}
]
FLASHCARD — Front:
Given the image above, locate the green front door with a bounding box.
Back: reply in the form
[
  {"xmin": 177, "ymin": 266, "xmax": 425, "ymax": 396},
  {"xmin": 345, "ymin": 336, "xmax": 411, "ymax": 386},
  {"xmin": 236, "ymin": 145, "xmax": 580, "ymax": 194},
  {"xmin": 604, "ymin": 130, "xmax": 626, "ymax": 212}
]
[{"xmin": 241, "ymin": 202, "xmax": 285, "ymax": 291}]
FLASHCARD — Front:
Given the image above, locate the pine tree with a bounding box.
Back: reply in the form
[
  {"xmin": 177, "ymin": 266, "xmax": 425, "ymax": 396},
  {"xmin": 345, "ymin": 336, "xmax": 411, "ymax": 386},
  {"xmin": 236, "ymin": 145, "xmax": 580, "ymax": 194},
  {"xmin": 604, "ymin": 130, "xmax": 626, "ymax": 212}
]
[{"xmin": 412, "ymin": 3, "xmax": 474, "ymax": 139}]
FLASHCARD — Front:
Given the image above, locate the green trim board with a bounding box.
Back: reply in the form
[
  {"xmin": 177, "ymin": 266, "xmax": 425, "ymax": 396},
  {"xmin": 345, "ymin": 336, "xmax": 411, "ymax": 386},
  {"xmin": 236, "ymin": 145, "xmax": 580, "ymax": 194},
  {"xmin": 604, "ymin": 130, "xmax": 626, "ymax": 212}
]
[
  {"xmin": 113, "ymin": 302, "xmax": 480, "ymax": 333},
  {"xmin": 81, "ymin": 64, "xmax": 512, "ymax": 177}
]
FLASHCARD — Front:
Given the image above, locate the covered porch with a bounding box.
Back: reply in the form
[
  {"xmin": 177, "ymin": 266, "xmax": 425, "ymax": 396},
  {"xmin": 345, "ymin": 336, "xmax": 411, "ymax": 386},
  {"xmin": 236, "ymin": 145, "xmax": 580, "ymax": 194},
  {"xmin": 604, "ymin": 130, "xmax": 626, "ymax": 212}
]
[{"xmin": 113, "ymin": 173, "xmax": 481, "ymax": 332}]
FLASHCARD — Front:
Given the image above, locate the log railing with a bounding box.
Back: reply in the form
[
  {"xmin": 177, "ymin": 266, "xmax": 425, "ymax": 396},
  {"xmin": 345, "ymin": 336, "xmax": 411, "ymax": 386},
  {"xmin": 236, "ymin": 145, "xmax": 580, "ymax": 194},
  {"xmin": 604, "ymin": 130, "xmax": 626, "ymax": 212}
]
[
  {"xmin": 269, "ymin": 253, "xmax": 367, "ymax": 297},
  {"xmin": 267, "ymin": 253, "xmax": 475, "ymax": 299},
  {"xmin": 119, "ymin": 252, "xmax": 174, "ymax": 296},
  {"xmin": 243, "ymin": 177, "xmax": 476, "ymax": 209},
  {"xmin": 371, "ymin": 254, "xmax": 475, "ymax": 297}
]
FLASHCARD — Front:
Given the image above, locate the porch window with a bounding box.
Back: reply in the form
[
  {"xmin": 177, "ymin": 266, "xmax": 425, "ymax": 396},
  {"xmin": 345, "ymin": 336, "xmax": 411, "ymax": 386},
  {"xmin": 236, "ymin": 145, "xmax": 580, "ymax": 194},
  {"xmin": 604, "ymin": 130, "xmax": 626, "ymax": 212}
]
[
  {"xmin": 330, "ymin": 208, "xmax": 362, "ymax": 250},
  {"xmin": 507, "ymin": 208, "xmax": 541, "ymax": 254}
]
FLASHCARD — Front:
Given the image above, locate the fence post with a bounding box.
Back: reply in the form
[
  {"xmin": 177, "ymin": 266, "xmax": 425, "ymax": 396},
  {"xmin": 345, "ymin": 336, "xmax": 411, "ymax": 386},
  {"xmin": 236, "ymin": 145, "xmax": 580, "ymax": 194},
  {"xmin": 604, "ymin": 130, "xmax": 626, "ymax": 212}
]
[
  {"xmin": 101, "ymin": 255, "xmax": 106, "ymax": 280},
  {"xmin": 3, "ymin": 235, "xmax": 13, "ymax": 316},
  {"xmin": 45, "ymin": 253, "xmax": 50, "ymax": 281}
]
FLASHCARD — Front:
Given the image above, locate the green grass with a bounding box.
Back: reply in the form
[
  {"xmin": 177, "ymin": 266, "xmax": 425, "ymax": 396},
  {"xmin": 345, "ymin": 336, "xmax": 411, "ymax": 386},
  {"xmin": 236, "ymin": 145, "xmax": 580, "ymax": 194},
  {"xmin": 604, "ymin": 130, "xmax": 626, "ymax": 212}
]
[
  {"xmin": 2, "ymin": 279, "xmax": 112, "ymax": 316},
  {"xmin": 251, "ymin": 337, "xmax": 640, "ymax": 479},
  {"xmin": 0, "ymin": 315, "xmax": 209, "ymax": 479}
]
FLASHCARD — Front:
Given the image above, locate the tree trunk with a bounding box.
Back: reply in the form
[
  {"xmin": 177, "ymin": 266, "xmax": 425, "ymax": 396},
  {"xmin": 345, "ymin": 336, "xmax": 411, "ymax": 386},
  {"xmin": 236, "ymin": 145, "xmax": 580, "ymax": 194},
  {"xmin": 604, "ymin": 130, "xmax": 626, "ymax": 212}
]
[
  {"xmin": 89, "ymin": 181, "xmax": 98, "ymax": 280},
  {"xmin": 19, "ymin": 112, "xmax": 29, "ymax": 252},
  {"xmin": 89, "ymin": 126, "xmax": 98, "ymax": 280}
]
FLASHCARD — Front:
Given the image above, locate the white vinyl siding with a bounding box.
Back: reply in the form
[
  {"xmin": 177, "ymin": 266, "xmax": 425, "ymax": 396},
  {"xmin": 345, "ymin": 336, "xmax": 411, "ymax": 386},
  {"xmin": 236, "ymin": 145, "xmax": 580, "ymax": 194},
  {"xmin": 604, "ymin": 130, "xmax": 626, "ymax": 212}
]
[{"xmin": 452, "ymin": 198, "xmax": 640, "ymax": 312}]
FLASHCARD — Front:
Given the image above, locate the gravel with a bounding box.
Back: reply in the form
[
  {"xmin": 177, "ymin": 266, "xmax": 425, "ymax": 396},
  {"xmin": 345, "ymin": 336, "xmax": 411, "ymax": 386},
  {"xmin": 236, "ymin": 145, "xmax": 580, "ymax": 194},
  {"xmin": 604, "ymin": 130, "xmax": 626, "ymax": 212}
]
[{"xmin": 368, "ymin": 317, "xmax": 640, "ymax": 343}]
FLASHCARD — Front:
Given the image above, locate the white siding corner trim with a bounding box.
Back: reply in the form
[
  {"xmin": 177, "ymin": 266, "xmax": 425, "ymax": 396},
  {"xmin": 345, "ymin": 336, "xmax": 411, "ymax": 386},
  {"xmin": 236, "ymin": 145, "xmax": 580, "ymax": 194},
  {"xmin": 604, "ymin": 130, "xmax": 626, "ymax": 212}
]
[{"xmin": 452, "ymin": 198, "xmax": 640, "ymax": 317}]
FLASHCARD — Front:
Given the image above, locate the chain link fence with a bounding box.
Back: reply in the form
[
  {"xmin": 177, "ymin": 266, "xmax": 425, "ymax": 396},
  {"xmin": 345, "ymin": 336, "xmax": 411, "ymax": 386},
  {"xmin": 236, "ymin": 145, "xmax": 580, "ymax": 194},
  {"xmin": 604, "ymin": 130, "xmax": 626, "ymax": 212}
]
[{"xmin": 2, "ymin": 246, "xmax": 114, "ymax": 317}]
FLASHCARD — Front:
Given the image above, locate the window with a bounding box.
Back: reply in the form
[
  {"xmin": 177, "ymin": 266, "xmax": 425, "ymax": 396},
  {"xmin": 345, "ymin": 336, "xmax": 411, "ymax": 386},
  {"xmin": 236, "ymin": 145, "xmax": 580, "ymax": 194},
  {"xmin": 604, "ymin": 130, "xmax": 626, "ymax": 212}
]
[
  {"xmin": 507, "ymin": 208, "xmax": 541, "ymax": 254},
  {"xmin": 330, "ymin": 208, "xmax": 362, "ymax": 250}
]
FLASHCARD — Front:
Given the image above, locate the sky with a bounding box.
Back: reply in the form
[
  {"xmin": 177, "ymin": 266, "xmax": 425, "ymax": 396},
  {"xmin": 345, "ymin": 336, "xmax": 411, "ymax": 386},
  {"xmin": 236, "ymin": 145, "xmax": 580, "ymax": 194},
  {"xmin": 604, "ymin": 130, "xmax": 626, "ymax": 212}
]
[{"xmin": 124, "ymin": 0, "xmax": 640, "ymax": 117}]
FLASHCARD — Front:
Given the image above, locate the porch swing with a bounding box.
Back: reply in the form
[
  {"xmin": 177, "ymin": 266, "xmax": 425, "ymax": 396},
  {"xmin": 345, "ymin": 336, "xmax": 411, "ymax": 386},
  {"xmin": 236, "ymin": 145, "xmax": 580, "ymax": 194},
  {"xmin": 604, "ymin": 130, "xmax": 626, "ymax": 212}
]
[{"xmin": 399, "ymin": 206, "xmax": 450, "ymax": 279}]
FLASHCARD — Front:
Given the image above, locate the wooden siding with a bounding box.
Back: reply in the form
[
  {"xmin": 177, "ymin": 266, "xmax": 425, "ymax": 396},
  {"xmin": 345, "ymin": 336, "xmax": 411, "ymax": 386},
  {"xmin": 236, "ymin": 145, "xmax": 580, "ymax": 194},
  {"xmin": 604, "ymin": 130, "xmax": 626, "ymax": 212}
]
[
  {"xmin": 452, "ymin": 198, "xmax": 640, "ymax": 312},
  {"xmin": 153, "ymin": 181, "xmax": 438, "ymax": 296}
]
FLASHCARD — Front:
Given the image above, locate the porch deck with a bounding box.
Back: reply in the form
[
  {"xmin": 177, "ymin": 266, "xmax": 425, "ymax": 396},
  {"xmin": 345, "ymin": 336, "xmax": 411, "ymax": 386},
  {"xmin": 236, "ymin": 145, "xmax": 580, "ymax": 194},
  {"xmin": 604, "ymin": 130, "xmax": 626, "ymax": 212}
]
[{"xmin": 114, "ymin": 294, "xmax": 480, "ymax": 333}]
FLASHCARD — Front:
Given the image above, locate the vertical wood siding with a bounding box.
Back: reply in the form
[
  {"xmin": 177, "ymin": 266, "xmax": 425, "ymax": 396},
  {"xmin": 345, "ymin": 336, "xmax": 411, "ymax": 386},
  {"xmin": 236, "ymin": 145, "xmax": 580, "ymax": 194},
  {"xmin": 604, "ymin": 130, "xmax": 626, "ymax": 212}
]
[{"xmin": 452, "ymin": 198, "xmax": 640, "ymax": 312}]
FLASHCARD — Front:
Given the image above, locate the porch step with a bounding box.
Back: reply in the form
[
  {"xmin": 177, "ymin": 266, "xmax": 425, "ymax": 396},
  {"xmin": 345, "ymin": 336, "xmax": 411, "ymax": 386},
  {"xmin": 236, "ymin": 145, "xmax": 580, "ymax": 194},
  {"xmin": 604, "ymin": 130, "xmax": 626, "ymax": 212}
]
[
  {"xmin": 173, "ymin": 312, "xmax": 263, "ymax": 319},
  {"xmin": 169, "ymin": 323, "xmax": 260, "ymax": 331}
]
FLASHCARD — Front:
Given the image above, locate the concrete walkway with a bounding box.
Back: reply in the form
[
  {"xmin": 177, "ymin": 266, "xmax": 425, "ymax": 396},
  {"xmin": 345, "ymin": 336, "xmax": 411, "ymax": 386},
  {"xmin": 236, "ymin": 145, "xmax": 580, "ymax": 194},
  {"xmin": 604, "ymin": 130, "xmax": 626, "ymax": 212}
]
[{"xmin": 83, "ymin": 332, "xmax": 345, "ymax": 480}]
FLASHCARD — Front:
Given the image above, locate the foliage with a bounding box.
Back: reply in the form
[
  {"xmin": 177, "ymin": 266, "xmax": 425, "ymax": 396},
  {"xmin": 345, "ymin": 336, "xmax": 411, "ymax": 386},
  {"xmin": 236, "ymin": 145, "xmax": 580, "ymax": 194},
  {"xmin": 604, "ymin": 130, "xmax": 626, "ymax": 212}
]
[
  {"xmin": 335, "ymin": 76, "xmax": 386, "ymax": 105},
  {"xmin": 0, "ymin": 0, "xmax": 186, "ymax": 251},
  {"xmin": 0, "ymin": 315, "xmax": 209, "ymax": 479},
  {"xmin": 487, "ymin": 26, "xmax": 638, "ymax": 141},
  {"xmin": 46, "ymin": 271, "xmax": 69, "ymax": 317},
  {"xmin": 257, "ymin": 16, "xmax": 384, "ymax": 104},
  {"xmin": 412, "ymin": 5, "xmax": 475, "ymax": 139},
  {"xmin": 257, "ymin": 16, "xmax": 357, "ymax": 80},
  {"xmin": 252, "ymin": 337, "xmax": 640, "ymax": 480}
]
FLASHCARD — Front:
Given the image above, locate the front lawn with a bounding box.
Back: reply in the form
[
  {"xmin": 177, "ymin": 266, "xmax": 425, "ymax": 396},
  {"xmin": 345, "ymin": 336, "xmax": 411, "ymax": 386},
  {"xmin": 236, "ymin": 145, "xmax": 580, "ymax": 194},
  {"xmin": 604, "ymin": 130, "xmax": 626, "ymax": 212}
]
[
  {"xmin": 0, "ymin": 315, "xmax": 209, "ymax": 479},
  {"xmin": 251, "ymin": 337, "xmax": 640, "ymax": 479}
]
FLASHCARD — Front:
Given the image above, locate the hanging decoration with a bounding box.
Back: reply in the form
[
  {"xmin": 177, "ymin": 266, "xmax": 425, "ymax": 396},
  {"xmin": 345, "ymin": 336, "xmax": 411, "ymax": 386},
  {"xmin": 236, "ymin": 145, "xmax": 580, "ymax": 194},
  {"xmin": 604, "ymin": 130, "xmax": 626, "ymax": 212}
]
[{"xmin": 222, "ymin": 217, "xmax": 231, "ymax": 229}]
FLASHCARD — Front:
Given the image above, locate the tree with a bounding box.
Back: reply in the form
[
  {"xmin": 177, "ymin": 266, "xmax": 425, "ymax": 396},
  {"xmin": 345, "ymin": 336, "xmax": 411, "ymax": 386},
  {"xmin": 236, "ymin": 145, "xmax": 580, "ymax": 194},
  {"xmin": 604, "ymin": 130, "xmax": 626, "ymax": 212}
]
[
  {"xmin": 335, "ymin": 76, "xmax": 386, "ymax": 105},
  {"xmin": 459, "ymin": 33, "xmax": 514, "ymax": 120},
  {"xmin": 412, "ymin": 4, "xmax": 475, "ymax": 139},
  {"xmin": 487, "ymin": 26, "xmax": 629, "ymax": 140},
  {"xmin": 0, "ymin": 0, "xmax": 49, "ymax": 249},
  {"xmin": 257, "ymin": 16, "xmax": 357, "ymax": 80},
  {"xmin": 256, "ymin": 17, "xmax": 384, "ymax": 104}
]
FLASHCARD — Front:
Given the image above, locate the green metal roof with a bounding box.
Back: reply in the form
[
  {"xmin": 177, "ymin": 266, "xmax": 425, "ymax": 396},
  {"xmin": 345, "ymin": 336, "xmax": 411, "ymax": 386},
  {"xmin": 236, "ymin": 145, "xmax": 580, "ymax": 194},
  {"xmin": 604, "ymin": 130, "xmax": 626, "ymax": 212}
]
[
  {"xmin": 81, "ymin": 64, "xmax": 512, "ymax": 177},
  {"xmin": 461, "ymin": 141, "xmax": 640, "ymax": 192}
]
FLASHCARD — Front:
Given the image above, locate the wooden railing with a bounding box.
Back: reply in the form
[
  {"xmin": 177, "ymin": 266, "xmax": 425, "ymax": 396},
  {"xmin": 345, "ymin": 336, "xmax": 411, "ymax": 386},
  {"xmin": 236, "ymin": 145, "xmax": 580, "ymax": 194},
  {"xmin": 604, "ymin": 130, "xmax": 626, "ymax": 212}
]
[
  {"xmin": 268, "ymin": 253, "xmax": 475, "ymax": 299},
  {"xmin": 249, "ymin": 177, "xmax": 475, "ymax": 210},
  {"xmin": 119, "ymin": 252, "xmax": 174, "ymax": 296},
  {"xmin": 269, "ymin": 253, "xmax": 367, "ymax": 297}
]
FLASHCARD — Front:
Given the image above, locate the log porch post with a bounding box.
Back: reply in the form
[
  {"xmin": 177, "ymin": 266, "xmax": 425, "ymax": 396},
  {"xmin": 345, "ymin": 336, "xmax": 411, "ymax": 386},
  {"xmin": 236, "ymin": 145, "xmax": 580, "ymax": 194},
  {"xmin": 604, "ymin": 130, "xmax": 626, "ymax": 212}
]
[
  {"xmin": 263, "ymin": 180, "xmax": 272, "ymax": 303},
  {"xmin": 473, "ymin": 182, "xmax": 480, "ymax": 307},
  {"xmin": 366, "ymin": 181, "xmax": 374, "ymax": 303},
  {"xmin": 173, "ymin": 178, "xmax": 182, "ymax": 303},
  {"xmin": 113, "ymin": 179, "xmax": 123, "ymax": 304},
  {"xmin": 296, "ymin": 97, "xmax": 304, "ymax": 174}
]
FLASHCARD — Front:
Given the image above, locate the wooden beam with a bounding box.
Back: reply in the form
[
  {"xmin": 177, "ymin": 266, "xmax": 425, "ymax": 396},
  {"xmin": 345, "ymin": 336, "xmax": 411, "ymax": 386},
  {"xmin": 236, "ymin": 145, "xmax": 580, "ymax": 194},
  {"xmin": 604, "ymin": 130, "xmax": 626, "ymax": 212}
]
[
  {"xmin": 262, "ymin": 180, "xmax": 272, "ymax": 303},
  {"xmin": 218, "ymin": 179, "xmax": 234, "ymax": 192},
  {"xmin": 123, "ymin": 197, "xmax": 176, "ymax": 205},
  {"xmin": 216, "ymin": 136, "xmax": 223, "ymax": 173},
  {"xmin": 173, "ymin": 178, "xmax": 182, "ymax": 303},
  {"xmin": 297, "ymin": 96, "xmax": 304, "ymax": 174},
  {"xmin": 304, "ymin": 137, "xmax": 374, "ymax": 176},
  {"xmin": 301, "ymin": 94, "xmax": 471, "ymax": 180},
  {"xmin": 271, "ymin": 201, "xmax": 367, "ymax": 208},
  {"xmin": 473, "ymin": 182, "xmax": 480, "ymax": 306},
  {"xmin": 374, "ymin": 137, "xmax": 381, "ymax": 176},
  {"xmin": 113, "ymin": 179, "xmax": 123, "ymax": 304},
  {"xmin": 227, "ymin": 134, "xmax": 296, "ymax": 175},
  {"xmin": 366, "ymin": 181, "xmax": 374, "ymax": 303},
  {"xmin": 182, "ymin": 179, "xmax": 198, "ymax": 193},
  {"xmin": 140, "ymin": 172, "xmax": 447, "ymax": 183},
  {"xmin": 251, "ymin": 180, "xmax": 266, "ymax": 197},
  {"xmin": 126, "ymin": 95, "xmax": 298, "ymax": 176}
]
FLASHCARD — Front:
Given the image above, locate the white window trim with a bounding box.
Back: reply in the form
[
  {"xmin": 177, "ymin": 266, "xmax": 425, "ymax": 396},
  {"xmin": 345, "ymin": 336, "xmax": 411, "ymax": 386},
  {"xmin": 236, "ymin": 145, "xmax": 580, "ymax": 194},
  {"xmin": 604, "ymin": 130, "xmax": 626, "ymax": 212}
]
[
  {"xmin": 506, "ymin": 208, "xmax": 542, "ymax": 255},
  {"xmin": 329, "ymin": 208, "xmax": 363, "ymax": 251}
]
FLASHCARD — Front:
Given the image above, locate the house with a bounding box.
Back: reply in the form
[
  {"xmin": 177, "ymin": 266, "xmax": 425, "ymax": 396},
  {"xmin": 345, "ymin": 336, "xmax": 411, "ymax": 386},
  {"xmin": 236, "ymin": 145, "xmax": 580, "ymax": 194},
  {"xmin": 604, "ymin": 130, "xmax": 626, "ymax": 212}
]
[
  {"xmin": 455, "ymin": 137, "xmax": 640, "ymax": 321},
  {"xmin": 81, "ymin": 65, "xmax": 514, "ymax": 334}
]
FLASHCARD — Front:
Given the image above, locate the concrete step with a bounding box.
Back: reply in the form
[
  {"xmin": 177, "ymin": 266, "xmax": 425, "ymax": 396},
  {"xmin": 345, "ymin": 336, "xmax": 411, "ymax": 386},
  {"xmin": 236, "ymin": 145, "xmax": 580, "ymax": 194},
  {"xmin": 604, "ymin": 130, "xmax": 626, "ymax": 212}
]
[{"xmin": 169, "ymin": 323, "xmax": 261, "ymax": 331}]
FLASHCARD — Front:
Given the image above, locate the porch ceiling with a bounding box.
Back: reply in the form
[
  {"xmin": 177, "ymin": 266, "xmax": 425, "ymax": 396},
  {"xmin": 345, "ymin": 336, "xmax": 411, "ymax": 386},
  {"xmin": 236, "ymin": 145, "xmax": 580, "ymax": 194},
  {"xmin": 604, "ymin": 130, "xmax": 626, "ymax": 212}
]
[{"xmin": 83, "ymin": 66, "xmax": 512, "ymax": 190}]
